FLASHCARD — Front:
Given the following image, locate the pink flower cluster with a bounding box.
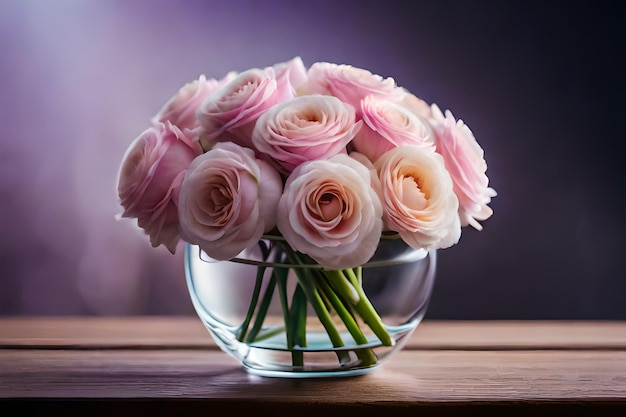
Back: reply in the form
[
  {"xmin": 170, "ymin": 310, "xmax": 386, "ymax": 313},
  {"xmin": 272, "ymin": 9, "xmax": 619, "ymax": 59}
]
[{"xmin": 117, "ymin": 57, "xmax": 496, "ymax": 269}]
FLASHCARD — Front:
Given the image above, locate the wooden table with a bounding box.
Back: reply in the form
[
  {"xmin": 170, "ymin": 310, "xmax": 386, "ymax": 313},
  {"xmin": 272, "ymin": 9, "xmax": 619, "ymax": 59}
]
[{"xmin": 1, "ymin": 317, "xmax": 625, "ymax": 415}]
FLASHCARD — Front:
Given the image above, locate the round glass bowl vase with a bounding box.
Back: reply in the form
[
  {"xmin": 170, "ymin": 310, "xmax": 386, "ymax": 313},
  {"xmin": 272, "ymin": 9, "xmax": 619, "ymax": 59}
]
[{"xmin": 185, "ymin": 236, "xmax": 436, "ymax": 378}]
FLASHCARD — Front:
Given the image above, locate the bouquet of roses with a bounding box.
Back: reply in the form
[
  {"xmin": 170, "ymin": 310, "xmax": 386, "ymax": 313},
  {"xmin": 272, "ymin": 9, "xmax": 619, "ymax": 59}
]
[{"xmin": 117, "ymin": 57, "xmax": 496, "ymax": 366}]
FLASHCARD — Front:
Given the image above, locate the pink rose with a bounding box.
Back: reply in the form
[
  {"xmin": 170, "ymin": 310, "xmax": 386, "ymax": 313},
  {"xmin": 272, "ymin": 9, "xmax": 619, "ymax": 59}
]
[
  {"xmin": 431, "ymin": 105, "xmax": 497, "ymax": 230},
  {"xmin": 151, "ymin": 73, "xmax": 236, "ymax": 133},
  {"xmin": 271, "ymin": 56, "xmax": 308, "ymax": 93},
  {"xmin": 375, "ymin": 145, "xmax": 461, "ymax": 250},
  {"xmin": 351, "ymin": 95, "xmax": 435, "ymax": 163},
  {"xmin": 177, "ymin": 142, "xmax": 283, "ymax": 260},
  {"xmin": 196, "ymin": 66, "xmax": 296, "ymax": 151},
  {"xmin": 117, "ymin": 122, "xmax": 202, "ymax": 253},
  {"xmin": 277, "ymin": 154, "xmax": 383, "ymax": 269},
  {"xmin": 251, "ymin": 95, "xmax": 362, "ymax": 174},
  {"xmin": 301, "ymin": 62, "xmax": 405, "ymax": 115},
  {"xmin": 400, "ymin": 90, "xmax": 433, "ymax": 120},
  {"xmin": 349, "ymin": 151, "xmax": 382, "ymax": 190}
]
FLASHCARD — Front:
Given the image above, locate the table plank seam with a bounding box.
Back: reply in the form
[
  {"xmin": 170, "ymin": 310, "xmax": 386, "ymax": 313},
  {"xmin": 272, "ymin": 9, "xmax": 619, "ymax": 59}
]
[{"xmin": 2, "ymin": 344, "xmax": 626, "ymax": 352}]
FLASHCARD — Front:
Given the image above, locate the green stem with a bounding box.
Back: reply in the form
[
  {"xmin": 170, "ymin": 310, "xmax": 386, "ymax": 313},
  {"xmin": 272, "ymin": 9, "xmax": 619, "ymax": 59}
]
[
  {"xmin": 297, "ymin": 269, "xmax": 351, "ymax": 364},
  {"xmin": 272, "ymin": 242, "xmax": 306, "ymax": 366},
  {"xmin": 317, "ymin": 283, "xmax": 334, "ymax": 314},
  {"xmin": 318, "ymin": 275, "xmax": 378, "ymax": 366},
  {"xmin": 345, "ymin": 267, "xmax": 392, "ymax": 346},
  {"xmin": 237, "ymin": 265, "xmax": 266, "ymax": 342},
  {"xmin": 324, "ymin": 269, "xmax": 360, "ymax": 304},
  {"xmin": 245, "ymin": 273, "xmax": 277, "ymax": 344},
  {"xmin": 274, "ymin": 265, "xmax": 304, "ymax": 365},
  {"xmin": 247, "ymin": 325, "xmax": 285, "ymax": 343},
  {"xmin": 275, "ymin": 267, "xmax": 290, "ymax": 331},
  {"xmin": 290, "ymin": 284, "xmax": 307, "ymax": 365}
]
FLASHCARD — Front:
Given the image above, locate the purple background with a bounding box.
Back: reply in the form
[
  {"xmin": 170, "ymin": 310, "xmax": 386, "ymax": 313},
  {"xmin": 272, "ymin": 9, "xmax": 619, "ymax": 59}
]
[{"xmin": 1, "ymin": 0, "xmax": 624, "ymax": 318}]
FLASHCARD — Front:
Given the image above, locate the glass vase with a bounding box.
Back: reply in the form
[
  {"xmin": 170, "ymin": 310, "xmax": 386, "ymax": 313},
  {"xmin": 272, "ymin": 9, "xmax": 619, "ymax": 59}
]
[{"xmin": 185, "ymin": 235, "xmax": 436, "ymax": 378}]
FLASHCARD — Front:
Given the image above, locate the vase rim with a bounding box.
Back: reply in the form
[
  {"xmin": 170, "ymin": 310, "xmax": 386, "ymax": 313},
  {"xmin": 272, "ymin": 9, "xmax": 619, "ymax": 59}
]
[
  {"xmin": 259, "ymin": 231, "xmax": 404, "ymax": 242},
  {"xmin": 189, "ymin": 234, "xmax": 430, "ymax": 270}
]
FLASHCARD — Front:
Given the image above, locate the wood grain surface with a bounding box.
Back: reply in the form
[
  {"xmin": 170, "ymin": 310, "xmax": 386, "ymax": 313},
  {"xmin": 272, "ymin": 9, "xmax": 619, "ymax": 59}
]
[{"xmin": 1, "ymin": 317, "xmax": 625, "ymax": 415}]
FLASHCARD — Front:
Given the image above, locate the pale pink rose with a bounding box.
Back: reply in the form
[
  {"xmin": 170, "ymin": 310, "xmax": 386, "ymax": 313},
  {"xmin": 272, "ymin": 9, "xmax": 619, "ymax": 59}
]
[
  {"xmin": 301, "ymin": 62, "xmax": 405, "ymax": 115},
  {"xmin": 271, "ymin": 56, "xmax": 308, "ymax": 92},
  {"xmin": 351, "ymin": 95, "xmax": 435, "ymax": 163},
  {"xmin": 251, "ymin": 95, "xmax": 361, "ymax": 174},
  {"xmin": 375, "ymin": 145, "xmax": 461, "ymax": 250},
  {"xmin": 400, "ymin": 89, "xmax": 433, "ymax": 120},
  {"xmin": 117, "ymin": 122, "xmax": 202, "ymax": 253},
  {"xmin": 177, "ymin": 142, "xmax": 283, "ymax": 260},
  {"xmin": 277, "ymin": 154, "xmax": 383, "ymax": 269},
  {"xmin": 430, "ymin": 104, "xmax": 497, "ymax": 230},
  {"xmin": 151, "ymin": 73, "xmax": 237, "ymax": 134},
  {"xmin": 196, "ymin": 66, "xmax": 296, "ymax": 151},
  {"xmin": 349, "ymin": 151, "xmax": 384, "ymax": 206}
]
